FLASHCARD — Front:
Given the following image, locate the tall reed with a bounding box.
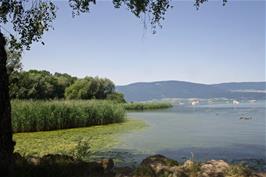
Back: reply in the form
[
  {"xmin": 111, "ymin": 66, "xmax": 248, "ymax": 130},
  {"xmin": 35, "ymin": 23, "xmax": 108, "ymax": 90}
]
[
  {"xmin": 11, "ymin": 100, "xmax": 125, "ymax": 132},
  {"xmin": 124, "ymin": 102, "xmax": 172, "ymax": 111}
]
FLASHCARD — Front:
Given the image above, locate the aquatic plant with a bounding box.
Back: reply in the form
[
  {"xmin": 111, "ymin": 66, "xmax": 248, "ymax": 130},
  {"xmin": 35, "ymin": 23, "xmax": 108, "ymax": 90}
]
[
  {"xmin": 124, "ymin": 102, "xmax": 172, "ymax": 111},
  {"xmin": 11, "ymin": 100, "xmax": 125, "ymax": 132}
]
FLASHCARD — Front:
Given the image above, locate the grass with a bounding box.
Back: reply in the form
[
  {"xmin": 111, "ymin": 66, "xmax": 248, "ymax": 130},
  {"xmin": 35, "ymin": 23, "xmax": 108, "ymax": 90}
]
[
  {"xmin": 123, "ymin": 102, "xmax": 173, "ymax": 111},
  {"xmin": 14, "ymin": 119, "xmax": 146, "ymax": 158},
  {"xmin": 11, "ymin": 100, "xmax": 125, "ymax": 132}
]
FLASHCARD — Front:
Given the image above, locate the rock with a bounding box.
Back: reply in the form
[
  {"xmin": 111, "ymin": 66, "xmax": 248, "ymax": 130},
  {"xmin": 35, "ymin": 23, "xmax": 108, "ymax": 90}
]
[
  {"xmin": 13, "ymin": 152, "xmax": 25, "ymax": 165},
  {"xmin": 41, "ymin": 154, "xmax": 75, "ymax": 165},
  {"xmin": 97, "ymin": 159, "xmax": 115, "ymax": 171},
  {"xmin": 200, "ymin": 160, "xmax": 229, "ymax": 177},
  {"xmin": 134, "ymin": 155, "xmax": 185, "ymax": 177},
  {"xmin": 27, "ymin": 156, "xmax": 41, "ymax": 166},
  {"xmin": 141, "ymin": 155, "xmax": 179, "ymax": 168},
  {"xmin": 115, "ymin": 166, "xmax": 134, "ymax": 177},
  {"xmin": 253, "ymin": 172, "xmax": 266, "ymax": 177},
  {"xmin": 140, "ymin": 154, "xmax": 178, "ymax": 174},
  {"xmin": 183, "ymin": 160, "xmax": 194, "ymax": 169},
  {"xmin": 232, "ymin": 159, "xmax": 266, "ymax": 172}
]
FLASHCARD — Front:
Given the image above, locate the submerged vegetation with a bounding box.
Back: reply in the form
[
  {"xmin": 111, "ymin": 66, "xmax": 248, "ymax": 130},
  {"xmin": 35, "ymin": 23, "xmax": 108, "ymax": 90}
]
[
  {"xmin": 14, "ymin": 119, "xmax": 146, "ymax": 157},
  {"xmin": 11, "ymin": 100, "xmax": 125, "ymax": 133},
  {"xmin": 124, "ymin": 102, "xmax": 173, "ymax": 111}
]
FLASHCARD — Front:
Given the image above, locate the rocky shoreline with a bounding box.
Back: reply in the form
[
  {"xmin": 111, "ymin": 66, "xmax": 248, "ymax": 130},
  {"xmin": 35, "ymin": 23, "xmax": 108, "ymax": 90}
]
[{"xmin": 13, "ymin": 153, "xmax": 266, "ymax": 177}]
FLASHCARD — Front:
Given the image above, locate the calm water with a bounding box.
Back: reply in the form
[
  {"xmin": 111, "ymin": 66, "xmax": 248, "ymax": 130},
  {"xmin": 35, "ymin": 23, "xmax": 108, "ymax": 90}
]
[{"xmin": 115, "ymin": 100, "xmax": 266, "ymax": 164}]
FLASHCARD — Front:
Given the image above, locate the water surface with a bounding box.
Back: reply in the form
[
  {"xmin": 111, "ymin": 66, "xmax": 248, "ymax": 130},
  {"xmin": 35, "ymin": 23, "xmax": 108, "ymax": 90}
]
[{"xmin": 116, "ymin": 100, "xmax": 266, "ymax": 163}]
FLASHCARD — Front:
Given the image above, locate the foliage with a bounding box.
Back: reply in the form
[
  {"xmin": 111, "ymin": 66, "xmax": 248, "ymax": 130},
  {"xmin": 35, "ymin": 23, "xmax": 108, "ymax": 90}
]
[
  {"xmin": 54, "ymin": 72, "xmax": 78, "ymax": 98},
  {"xmin": 1, "ymin": 0, "xmax": 170, "ymax": 53},
  {"xmin": 72, "ymin": 140, "xmax": 91, "ymax": 160},
  {"xmin": 0, "ymin": 0, "xmax": 57, "ymax": 51},
  {"xmin": 65, "ymin": 77, "xmax": 115, "ymax": 100},
  {"xmin": 6, "ymin": 49, "xmax": 22, "ymax": 76},
  {"xmin": 11, "ymin": 100, "xmax": 126, "ymax": 132},
  {"xmin": 9, "ymin": 70, "xmax": 77, "ymax": 99},
  {"xmin": 9, "ymin": 69, "xmax": 123, "ymax": 100},
  {"xmin": 124, "ymin": 102, "xmax": 172, "ymax": 111},
  {"xmin": 14, "ymin": 119, "xmax": 146, "ymax": 157},
  {"xmin": 106, "ymin": 92, "xmax": 126, "ymax": 103}
]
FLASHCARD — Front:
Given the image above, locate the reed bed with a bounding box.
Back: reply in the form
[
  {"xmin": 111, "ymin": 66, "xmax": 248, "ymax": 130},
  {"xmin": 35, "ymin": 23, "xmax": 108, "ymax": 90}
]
[
  {"xmin": 11, "ymin": 100, "xmax": 125, "ymax": 133},
  {"xmin": 124, "ymin": 102, "xmax": 172, "ymax": 111}
]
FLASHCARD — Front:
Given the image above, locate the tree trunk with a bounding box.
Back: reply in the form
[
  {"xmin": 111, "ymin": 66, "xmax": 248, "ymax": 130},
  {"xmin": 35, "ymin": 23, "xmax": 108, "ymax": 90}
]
[{"xmin": 0, "ymin": 32, "xmax": 15, "ymax": 176}]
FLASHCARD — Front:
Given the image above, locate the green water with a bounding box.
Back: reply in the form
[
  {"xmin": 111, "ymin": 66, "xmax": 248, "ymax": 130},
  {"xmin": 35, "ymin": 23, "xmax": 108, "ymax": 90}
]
[{"xmin": 116, "ymin": 100, "xmax": 265, "ymax": 163}]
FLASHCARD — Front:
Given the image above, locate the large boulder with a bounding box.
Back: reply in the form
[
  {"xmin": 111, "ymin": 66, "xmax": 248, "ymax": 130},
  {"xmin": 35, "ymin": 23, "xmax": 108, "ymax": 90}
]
[
  {"xmin": 97, "ymin": 158, "xmax": 115, "ymax": 172},
  {"xmin": 200, "ymin": 160, "xmax": 230, "ymax": 177},
  {"xmin": 134, "ymin": 154, "xmax": 186, "ymax": 177},
  {"xmin": 41, "ymin": 154, "xmax": 76, "ymax": 165}
]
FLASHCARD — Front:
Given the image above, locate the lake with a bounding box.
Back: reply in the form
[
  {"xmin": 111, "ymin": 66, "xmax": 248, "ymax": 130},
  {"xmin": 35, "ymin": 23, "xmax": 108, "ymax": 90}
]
[{"xmin": 114, "ymin": 100, "xmax": 266, "ymax": 165}]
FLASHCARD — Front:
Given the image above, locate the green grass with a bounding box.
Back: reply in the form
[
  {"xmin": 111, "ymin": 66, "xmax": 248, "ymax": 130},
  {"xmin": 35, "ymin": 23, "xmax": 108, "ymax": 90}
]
[
  {"xmin": 11, "ymin": 100, "xmax": 125, "ymax": 132},
  {"xmin": 124, "ymin": 102, "xmax": 173, "ymax": 111},
  {"xmin": 14, "ymin": 119, "xmax": 146, "ymax": 157}
]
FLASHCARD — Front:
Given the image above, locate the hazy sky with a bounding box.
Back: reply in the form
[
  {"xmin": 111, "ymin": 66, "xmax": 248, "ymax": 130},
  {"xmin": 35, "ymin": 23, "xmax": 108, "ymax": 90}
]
[{"xmin": 21, "ymin": 1, "xmax": 265, "ymax": 85}]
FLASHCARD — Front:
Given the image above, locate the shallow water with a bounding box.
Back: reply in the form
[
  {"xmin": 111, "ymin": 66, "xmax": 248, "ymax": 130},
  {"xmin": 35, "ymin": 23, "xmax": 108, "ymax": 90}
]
[{"xmin": 115, "ymin": 100, "xmax": 266, "ymax": 164}]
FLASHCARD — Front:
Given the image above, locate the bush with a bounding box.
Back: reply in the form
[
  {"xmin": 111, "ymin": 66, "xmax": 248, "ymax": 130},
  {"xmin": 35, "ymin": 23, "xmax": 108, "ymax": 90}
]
[{"xmin": 11, "ymin": 100, "xmax": 125, "ymax": 132}]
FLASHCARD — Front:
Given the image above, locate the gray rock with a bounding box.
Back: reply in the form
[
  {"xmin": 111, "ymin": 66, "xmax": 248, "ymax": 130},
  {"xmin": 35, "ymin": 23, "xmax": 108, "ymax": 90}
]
[{"xmin": 200, "ymin": 160, "xmax": 229, "ymax": 177}]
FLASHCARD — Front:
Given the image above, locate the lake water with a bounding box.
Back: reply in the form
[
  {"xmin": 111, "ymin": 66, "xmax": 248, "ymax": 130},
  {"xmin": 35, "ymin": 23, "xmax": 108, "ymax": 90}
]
[{"xmin": 115, "ymin": 100, "xmax": 266, "ymax": 165}]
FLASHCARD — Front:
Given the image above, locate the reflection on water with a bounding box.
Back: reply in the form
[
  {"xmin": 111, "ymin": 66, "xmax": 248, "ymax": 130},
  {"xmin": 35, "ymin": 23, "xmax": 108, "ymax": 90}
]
[{"xmin": 116, "ymin": 100, "xmax": 266, "ymax": 163}]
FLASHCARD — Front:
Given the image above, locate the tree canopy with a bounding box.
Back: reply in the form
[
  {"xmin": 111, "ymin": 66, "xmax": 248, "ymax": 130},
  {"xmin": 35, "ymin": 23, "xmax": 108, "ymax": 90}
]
[
  {"xmin": 65, "ymin": 76, "xmax": 115, "ymax": 100},
  {"xmin": 9, "ymin": 69, "xmax": 125, "ymax": 102}
]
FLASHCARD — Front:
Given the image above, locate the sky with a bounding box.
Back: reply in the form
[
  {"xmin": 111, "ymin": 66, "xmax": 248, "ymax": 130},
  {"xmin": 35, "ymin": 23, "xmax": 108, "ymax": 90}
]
[{"xmin": 21, "ymin": 0, "xmax": 265, "ymax": 85}]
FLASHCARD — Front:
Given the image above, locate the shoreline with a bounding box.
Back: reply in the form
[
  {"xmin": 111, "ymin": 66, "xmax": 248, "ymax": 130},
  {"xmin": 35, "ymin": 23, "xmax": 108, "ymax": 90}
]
[{"xmin": 12, "ymin": 153, "xmax": 266, "ymax": 177}]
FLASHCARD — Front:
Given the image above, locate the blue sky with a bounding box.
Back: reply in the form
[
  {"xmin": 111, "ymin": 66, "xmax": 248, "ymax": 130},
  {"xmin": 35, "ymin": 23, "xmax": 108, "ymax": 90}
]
[{"xmin": 21, "ymin": 1, "xmax": 265, "ymax": 85}]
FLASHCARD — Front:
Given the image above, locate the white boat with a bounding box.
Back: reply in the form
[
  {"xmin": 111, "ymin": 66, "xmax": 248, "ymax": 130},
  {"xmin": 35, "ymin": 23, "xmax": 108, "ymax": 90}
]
[
  {"xmin": 191, "ymin": 100, "xmax": 200, "ymax": 106},
  {"xmin": 233, "ymin": 100, "xmax": 240, "ymax": 104}
]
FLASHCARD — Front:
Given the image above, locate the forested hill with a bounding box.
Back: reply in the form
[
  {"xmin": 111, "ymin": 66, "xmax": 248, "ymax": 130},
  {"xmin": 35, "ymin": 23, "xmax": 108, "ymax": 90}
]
[
  {"xmin": 212, "ymin": 82, "xmax": 266, "ymax": 91},
  {"xmin": 116, "ymin": 81, "xmax": 266, "ymax": 102}
]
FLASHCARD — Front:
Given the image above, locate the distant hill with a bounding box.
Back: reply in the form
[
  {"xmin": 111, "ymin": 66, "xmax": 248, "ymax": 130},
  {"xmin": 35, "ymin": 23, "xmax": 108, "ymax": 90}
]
[
  {"xmin": 213, "ymin": 82, "xmax": 266, "ymax": 91},
  {"xmin": 116, "ymin": 81, "xmax": 266, "ymax": 102}
]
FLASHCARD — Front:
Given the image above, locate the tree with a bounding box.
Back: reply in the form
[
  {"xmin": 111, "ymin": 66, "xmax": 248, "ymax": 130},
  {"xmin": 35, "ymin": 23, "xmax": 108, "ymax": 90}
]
[
  {"xmin": 9, "ymin": 70, "xmax": 77, "ymax": 99},
  {"xmin": 65, "ymin": 77, "xmax": 97, "ymax": 99},
  {"xmin": 94, "ymin": 77, "xmax": 115, "ymax": 99},
  {"xmin": 65, "ymin": 77, "xmax": 115, "ymax": 100},
  {"xmin": 0, "ymin": 0, "xmax": 226, "ymax": 174},
  {"xmin": 54, "ymin": 72, "xmax": 77, "ymax": 98},
  {"xmin": 106, "ymin": 92, "xmax": 126, "ymax": 103},
  {"xmin": 6, "ymin": 49, "xmax": 22, "ymax": 76}
]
